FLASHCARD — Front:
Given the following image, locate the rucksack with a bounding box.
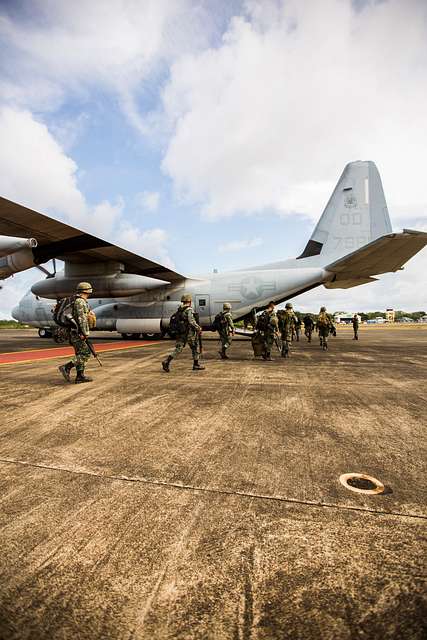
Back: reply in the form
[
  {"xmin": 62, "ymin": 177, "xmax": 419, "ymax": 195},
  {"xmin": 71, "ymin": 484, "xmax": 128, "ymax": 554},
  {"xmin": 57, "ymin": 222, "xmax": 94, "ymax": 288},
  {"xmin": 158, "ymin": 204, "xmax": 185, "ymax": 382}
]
[
  {"xmin": 256, "ymin": 311, "xmax": 269, "ymax": 331},
  {"xmin": 53, "ymin": 295, "xmax": 78, "ymax": 330},
  {"xmin": 169, "ymin": 306, "xmax": 187, "ymax": 335},
  {"xmin": 212, "ymin": 312, "xmax": 228, "ymax": 332},
  {"xmin": 317, "ymin": 311, "xmax": 329, "ymax": 326}
]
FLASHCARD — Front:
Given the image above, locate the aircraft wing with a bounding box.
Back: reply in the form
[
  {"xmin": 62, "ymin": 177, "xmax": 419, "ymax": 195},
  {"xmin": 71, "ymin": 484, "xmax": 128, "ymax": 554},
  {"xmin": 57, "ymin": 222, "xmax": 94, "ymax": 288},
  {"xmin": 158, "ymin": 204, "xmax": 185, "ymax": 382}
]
[
  {"xmin": 324, "ymin": 229, "xmax": 427, "ymax": 288},
  {"xmin": 0, "ymin": 196, "xmax": 185, "ymax": 282}
]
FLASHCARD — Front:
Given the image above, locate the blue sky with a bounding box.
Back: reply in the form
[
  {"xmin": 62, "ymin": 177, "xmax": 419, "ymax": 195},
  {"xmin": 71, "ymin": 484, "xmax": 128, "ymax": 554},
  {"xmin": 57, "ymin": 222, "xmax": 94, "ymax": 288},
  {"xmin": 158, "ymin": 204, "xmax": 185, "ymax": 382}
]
[{"xmin": 1, "ymin": 0, "xmax": 426, "ymax": 316}]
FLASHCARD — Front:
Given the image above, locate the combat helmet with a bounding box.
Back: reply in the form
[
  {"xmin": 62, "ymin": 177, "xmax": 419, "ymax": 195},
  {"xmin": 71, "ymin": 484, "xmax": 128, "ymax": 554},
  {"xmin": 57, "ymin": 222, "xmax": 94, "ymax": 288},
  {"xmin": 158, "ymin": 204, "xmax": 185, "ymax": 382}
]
[
  {"xmin": 223, "ymin": 302, "xmax": 231, "ymax": 310},
  {"xmin": 285, "ymin": 302, "xmax": 293, "ymax": 309},
  {"xmin": 320, "ymin": 306, "xmax": 326, "ymax": 312},
  {"xmin": 181, "ymin": 293, "xmax": 192, "ymax": 303},
  {"xmin": 76, "ymin": 282, "xmax": 93, "ymax": 293}
]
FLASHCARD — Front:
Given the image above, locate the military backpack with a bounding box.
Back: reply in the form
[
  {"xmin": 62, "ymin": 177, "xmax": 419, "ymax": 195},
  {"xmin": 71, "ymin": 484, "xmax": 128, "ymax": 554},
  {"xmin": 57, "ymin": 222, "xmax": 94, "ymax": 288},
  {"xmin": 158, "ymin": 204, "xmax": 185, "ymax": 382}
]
[
  {"xmin": 256, "ymin": 311, "xmax": 269, "ymax": 332},
  {"xmin": 317, "ymin": 311, "xmax": 329, "ymax": 326},
  {"xmin": 53, "ymin": 295, "xmax": 78, "ymax": 330},
  {"xmin": 212, "ymin": 311, "xmax": 228, "ymax": 331},
  {"xmin": 169, "ymin": 307, "xmax": 188, "ymax": 335}
]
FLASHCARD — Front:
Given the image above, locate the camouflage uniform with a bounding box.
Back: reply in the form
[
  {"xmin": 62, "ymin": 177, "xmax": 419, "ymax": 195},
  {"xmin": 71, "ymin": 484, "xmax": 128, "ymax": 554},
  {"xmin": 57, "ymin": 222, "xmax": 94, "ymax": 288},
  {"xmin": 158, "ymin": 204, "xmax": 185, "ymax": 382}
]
[
  {"xmin": 69, "ymin": 296, "xmax": 92, "ymax": 373},
  {"xmin": 316, "ymin": 308, "xmax": 335, "ymax": 350},
  {"xmin": 162, "ymin": 295, "xmax": 204, "ymax": 371},
  {"xmin": 58, "ymin": 282, "xmax": 94, "ymax": 383},
  {"xmin": 294, "ymin": 315, "xmax": 301, "ymax": 341},
  {"xmin": 278, "ymin": 308, "xmax": 296, "ymax": 357},
  {"xmin": 352, "ymin": 315, "xmax": 359, "ymax": 340},
  {"xmin": 258, "ymin": 308, "xmax": 279, "ymax": 360},
  {"xmin": 218, "ymin": 305, "xmax": 235, "ymax": 359},
  {"xmin": 303, "ymin": 315, "xmax": 314, "ymax": 342},
  {"xmin": 170, "ymin": 305, "xmax": 201, "ymax": 359}
]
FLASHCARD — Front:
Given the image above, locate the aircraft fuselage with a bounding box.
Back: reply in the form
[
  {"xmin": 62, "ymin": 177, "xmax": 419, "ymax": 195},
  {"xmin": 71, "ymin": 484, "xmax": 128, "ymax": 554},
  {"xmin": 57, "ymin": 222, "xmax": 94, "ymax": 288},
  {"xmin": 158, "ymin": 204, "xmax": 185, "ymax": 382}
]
[{"xmin": 13, "ymin": 264, "xmax": 328, "ymax": 335}]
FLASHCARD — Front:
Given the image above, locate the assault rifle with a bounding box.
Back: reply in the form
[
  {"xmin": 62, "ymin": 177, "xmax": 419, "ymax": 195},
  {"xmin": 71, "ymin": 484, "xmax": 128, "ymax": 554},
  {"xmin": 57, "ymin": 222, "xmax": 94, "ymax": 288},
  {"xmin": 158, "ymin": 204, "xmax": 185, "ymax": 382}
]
[
  {"xmin": 85, "ymin": 337, "xmax": 103, "ymax": 367},
  {"xmin": 71, "ymin": 315, "xmax": 103, "ymax": 367}
]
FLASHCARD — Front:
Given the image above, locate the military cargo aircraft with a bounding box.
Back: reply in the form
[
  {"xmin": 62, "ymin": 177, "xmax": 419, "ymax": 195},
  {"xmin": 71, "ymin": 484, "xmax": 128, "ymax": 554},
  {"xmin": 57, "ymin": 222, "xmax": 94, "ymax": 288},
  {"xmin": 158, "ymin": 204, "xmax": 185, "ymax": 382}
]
[{"xmin": 4, "ymin": 160, "xmax": 427, "ymax": 339}]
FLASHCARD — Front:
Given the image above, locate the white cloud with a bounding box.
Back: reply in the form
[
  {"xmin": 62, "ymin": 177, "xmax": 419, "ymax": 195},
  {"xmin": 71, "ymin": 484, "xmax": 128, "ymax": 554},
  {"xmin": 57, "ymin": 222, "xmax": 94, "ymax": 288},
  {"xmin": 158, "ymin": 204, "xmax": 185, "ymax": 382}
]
[
  {"xmin": 0, "ymin": 106, "xmax": 87, "ymax": 220},
  {"xmin": 160, "ymin": 0, "xmax": 427, "ymax": 221},
  {"xmin": 218, "ymin": 237, "xmax": 263, "ymax": 253},
  {"xmin": 117, "ymin": 225, "xmax": 173, "ymax": 269},
  {"xmin": 0, "ymin": 0, "xmax": 218, "ymax": 132},
  {"xmin": 135, "ymin": 190, "xmax": 160, "ymax": 212}
]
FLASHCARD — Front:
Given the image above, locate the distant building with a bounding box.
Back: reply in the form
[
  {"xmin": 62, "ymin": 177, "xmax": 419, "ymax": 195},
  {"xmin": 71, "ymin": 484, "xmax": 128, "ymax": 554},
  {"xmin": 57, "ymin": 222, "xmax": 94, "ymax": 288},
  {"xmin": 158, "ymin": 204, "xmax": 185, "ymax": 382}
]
[
  {"xmin": 385, "ymin": 308, "xmax": 395, "ymax": 323},
  {"xmin": 334, "ymin": 313, "xmax": 361, "ymax": 324}
]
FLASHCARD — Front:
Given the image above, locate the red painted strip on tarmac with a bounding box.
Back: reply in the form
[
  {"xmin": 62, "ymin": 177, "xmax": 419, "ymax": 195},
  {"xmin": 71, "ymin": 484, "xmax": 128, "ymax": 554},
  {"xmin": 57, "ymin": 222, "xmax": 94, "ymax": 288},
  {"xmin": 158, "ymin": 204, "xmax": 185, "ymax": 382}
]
[{"xmin": 0, "ymin": 341, "xmax": 160, "ymax": 365}]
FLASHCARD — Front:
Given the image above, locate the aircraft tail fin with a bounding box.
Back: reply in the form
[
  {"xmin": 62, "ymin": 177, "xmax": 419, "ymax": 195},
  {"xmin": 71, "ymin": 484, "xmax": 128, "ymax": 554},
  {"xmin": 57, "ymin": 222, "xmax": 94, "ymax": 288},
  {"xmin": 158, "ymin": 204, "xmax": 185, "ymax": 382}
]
[{"xmin": 297, "ymin": 161, "xmax": 392, "ymax": 260}]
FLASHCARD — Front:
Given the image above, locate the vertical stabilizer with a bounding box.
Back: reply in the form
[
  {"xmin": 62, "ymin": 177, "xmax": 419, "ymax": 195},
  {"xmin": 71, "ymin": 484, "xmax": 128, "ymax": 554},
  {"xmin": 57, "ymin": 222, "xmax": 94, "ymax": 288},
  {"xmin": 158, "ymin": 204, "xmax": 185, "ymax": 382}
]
[{"xmin": 298, "ymin": 161, "xmax": 392, "ymax": 260}]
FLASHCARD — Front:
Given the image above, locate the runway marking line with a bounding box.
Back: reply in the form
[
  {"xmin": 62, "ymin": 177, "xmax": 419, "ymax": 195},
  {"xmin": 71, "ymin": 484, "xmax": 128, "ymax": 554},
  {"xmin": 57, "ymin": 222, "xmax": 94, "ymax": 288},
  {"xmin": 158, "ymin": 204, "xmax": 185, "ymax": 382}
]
[{"xmin": 0, "ymin": 340, "xmax": 162, "ymax": 366}]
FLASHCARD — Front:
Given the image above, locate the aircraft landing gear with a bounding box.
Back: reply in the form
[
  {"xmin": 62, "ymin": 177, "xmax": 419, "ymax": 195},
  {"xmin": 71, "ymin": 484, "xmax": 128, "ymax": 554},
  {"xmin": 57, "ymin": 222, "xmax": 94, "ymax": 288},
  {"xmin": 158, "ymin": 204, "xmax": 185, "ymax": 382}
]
[{"xmin": 38, "ymin": 328, "xmax": 52, "ymax": 338}]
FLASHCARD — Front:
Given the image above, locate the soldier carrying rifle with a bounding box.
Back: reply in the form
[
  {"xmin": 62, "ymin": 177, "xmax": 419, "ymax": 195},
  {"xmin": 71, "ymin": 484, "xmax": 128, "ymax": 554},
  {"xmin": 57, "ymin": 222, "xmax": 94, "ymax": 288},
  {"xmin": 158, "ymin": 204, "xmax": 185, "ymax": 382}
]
[{"xmin": 58, "ymin": 282, "xmax": 98, "ymax": 383}]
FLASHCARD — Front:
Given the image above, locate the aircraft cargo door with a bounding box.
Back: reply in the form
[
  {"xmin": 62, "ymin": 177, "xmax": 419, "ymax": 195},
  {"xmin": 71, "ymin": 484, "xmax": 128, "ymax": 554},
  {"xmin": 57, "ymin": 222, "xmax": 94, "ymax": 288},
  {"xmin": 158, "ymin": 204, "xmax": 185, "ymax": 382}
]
[{"xmin": 195, "ymin": 294, "xmax": 211, "ymax": 327}]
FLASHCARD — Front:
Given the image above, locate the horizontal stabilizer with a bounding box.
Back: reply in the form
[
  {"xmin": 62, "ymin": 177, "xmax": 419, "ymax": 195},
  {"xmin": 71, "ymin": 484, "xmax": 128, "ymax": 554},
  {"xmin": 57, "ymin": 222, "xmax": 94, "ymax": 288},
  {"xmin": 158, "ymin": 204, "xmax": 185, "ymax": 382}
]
[
  {"xmin": 325, "ymin": 229, "xmax": 427, "ymax": 284},
  {"xmin": 324, "ymin": 277, "xmax": 378, "ymax": 289}
]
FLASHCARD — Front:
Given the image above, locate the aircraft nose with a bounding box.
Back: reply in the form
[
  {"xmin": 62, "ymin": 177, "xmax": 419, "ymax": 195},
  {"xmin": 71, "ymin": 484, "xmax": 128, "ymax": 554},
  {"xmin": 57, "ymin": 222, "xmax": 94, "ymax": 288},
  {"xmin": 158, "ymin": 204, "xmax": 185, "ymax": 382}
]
[{"xmin": 11, "ymin": 305, "xmax": 22, "ymax": 321}]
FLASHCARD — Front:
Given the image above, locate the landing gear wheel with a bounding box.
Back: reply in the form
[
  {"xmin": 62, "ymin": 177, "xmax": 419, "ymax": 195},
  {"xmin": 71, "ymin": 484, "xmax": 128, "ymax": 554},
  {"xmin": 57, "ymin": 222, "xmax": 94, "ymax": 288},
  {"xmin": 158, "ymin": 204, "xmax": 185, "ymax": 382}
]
[
  {"xmin": 142, "ymin": 333, "xmax": 163, "ymax": 340},
  {"xmin": 38, "ymin": 328, "xmax": 52, "ymax": 338},
  {"xmin": 121, "ymin": 333, "xmax": 141, "ymax": 339}
]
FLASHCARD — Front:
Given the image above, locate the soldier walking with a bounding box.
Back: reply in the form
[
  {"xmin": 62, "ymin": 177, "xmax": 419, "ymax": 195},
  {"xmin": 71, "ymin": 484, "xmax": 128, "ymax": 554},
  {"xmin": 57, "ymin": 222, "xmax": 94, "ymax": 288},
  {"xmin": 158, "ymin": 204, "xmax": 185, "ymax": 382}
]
[
  {"xmin": 58, "ymin": 282, "xmax": 96, "ymax": 383},
  {"xmin": 316, "ymin": 306, "xmax": 335, "ymax": 351},
  {"xmin": 278, "ymin": 302, "xmax": 296, "ymax": 358},
  {"xmin": 352, "ymin": 313, "xmax": 359, "ymax": 340},
  {"xmin": 257, "ymin": 301, "xmax": 279, "ymax": 361},
  {"xmin": 162, "ymin": 294, "xmax": 205, "ymax": 372},
  {"xmin": 216, "ymin": 302, "xmax": 235, "ymax": 359},
  {"xmin": 294, "ymin": 314, "xmax": 301, "ymax": 341},
  {"xmin": 303, "ymin": 314, "xmax": 314, "ymax": 342}
]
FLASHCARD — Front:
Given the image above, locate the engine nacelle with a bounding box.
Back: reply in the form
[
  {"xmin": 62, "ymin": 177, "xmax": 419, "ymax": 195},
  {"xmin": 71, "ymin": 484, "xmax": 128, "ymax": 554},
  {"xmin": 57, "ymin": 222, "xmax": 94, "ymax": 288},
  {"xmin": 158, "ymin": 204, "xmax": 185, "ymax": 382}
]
[
  {"xmin": 0, "ymin": 235, "xmax": 37, "ymax": 258},
  {"xmin": 0, "ymin": 247, "xmax": 37, "ymax": 278},
  {"xmin": 31, "ymin": 273, "xmax": 168, "ymax": 299}
]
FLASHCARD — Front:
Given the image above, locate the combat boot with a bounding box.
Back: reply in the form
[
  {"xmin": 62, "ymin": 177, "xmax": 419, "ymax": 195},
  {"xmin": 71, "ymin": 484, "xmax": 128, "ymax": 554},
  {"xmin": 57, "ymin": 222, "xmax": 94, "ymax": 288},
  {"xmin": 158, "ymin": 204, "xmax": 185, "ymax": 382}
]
[
  {"xmin": 218, "ymin": 348, "xmax": 227, "ymax": 360},
  {"xmin": 193, "ymin": 360, "xmax": 205, "ymax": 370},
  {"xmin": 75, "ymin": 372, "xmax": 93, "ymax": 383},
  {"xmin": 162, "ymin": 355, "xmax": 173, "ymax": 372},
  {"xmin": 264, "ymin": 352, "xmax": 273, "ymax": 361},
  {"xmin": 58, "ymin": 361, "xmax": 74, "ymax": 382}
]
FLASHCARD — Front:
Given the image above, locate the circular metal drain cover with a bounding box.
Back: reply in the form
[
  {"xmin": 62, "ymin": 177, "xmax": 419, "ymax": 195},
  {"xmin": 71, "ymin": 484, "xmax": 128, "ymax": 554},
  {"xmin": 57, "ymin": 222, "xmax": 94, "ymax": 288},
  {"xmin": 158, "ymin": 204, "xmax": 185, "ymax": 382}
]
[{"xmin": 339, "ymin": 473, "xmax": 385, "ymax": 495}]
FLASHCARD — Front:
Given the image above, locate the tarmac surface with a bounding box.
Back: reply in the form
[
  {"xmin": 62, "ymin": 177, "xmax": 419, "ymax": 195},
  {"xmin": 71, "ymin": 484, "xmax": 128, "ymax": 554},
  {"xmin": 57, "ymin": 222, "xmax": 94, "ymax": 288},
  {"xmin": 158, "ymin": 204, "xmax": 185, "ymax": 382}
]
[{"xmin": 0, "ymin": 326, "xmax": 426, "ymax": 639}]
